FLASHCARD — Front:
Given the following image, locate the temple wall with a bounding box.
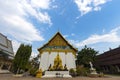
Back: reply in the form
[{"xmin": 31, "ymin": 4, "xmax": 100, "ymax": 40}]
[
  {"xmin": 39, "ymin": 52, "xmax": 76, "ymax": 71},
  {"xmin": 40, "ymin": 52, "xmax": 49, "ymax": 71},
  {"xmin": 66, "ymin": 52, "xmax": 76, "ymax": 69}
]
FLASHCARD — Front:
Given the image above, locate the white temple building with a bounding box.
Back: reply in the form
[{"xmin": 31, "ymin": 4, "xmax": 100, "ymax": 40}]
[{"xmin": 38, "ymin": 32, "xmax": 78, "ymax": 71}]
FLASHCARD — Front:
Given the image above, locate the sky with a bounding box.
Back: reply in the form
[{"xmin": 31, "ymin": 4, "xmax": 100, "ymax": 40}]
[{"xmin": 0, "ymin": 0, "xmax": 120, "ymax": 57}]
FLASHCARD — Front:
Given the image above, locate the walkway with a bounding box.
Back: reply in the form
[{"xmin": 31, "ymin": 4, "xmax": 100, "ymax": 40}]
[{"xmin": 0, "ymin": 74, "xmax": 120, "ymax": 80}]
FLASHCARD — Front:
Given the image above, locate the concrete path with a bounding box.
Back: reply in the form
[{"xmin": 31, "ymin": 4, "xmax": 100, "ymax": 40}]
[
  {"xmin": 0, "ymin": 70, "xmax": 10, "ymax": 74},
  {"xmin": 0, "ymin": 73, "xmax": 120, "ymax": 80}
]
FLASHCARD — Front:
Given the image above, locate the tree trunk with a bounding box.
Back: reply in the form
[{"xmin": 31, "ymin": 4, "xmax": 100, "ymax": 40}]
[{"xmin": 17, "ymin": 68, "xmax": 20, "ymax": 74}]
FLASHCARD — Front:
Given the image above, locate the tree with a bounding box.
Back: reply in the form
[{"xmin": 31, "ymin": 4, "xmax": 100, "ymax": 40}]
[
  {"xmin": 76, "ymin": 45, "xmax": 98, "ymax": 67},
  {"xmin": 13, "ymin": 44, "xmax": 32, "ymax": 74},
  {"xmin": 31, "ymin": 54, "xmax": 40, "ymax": 69},
  {"xmin": 29, "ymin": 55, "xmax": 40, "ymax": 76}
]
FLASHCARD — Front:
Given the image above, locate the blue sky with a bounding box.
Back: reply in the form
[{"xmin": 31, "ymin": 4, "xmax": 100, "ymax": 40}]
[{"xmin": 0, "ymin": 0, "xmax": 120, "ymax": 57}]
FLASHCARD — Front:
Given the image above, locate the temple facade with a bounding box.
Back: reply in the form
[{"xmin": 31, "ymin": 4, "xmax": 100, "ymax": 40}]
[{"xmin": 38, "ymin": 32, "xmax": 77, "ymax": 71}]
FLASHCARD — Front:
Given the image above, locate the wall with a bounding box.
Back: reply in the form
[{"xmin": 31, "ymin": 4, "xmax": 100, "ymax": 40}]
[
  {"xmin": 39, "ymin": 52, "xmax": 76, "ymax": 71},
  {"xmin": 0, "ymin": 33, "xmax": 14, "ymax": 56}
]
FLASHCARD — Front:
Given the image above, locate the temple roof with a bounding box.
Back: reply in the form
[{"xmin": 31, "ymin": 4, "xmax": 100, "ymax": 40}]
[{"xmin": 38, "ymin": 32, "xmax": 78, "ymax": 52}]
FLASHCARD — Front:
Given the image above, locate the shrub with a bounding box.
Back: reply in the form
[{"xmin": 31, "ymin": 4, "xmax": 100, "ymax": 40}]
[
  {"xmin": 69, "ymin": 68, "xmax": 76, "ymax": 77},
  {"xmin": 76, "ymin": 66, "xmax": 88, "ymax": 76},
  {"xmin": 29, "ymin": 68, "xmax": 38, "ymax": 76}
]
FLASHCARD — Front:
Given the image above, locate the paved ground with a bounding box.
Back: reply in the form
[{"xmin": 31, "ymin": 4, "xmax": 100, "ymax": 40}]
[
  {"xmin": 0, "ymin": 73, "xmax": 120, "ymax": 80},
  {"xmin": 0, "ymin": 70, "xmax": 10, "ymax": 74}
]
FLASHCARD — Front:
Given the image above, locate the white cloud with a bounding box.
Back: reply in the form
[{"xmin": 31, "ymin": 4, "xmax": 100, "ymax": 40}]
[
  {"xmin": 63, "ymin": 33, "xmax": 75, "ymax": 38},
  {"xmin": 111, "ymin": 26, "xmax": 120, "ymax": 32},
  {"xmin": 31, "ymin": 52, "xmax": 39, "ymax": 59},
  {"xmin": 0, "ymin": 0, "xmax": 53, "ymax": 53},
  {"xmin": 63, "ymin": 35, "xmax": 69, "ymax": 38},
  {"xmin": 2, "ymin": 15, "xmax": 44, "ymax": 43},
  {"xmin": 71, "ymin": 33, "xmax": 75, "ymax": 36},
  {"xmin": 38, "ymin": 12, "xmax": 52, "ymax": 25},
  {"xmin": 69, "ymin": 39, "xmax": 79, "ymax": 46},
  {"xmin": 20, "ymin": 0, "xmax": 52, "ymax": 25},
  {"xmin": 69, "ymin": 26, "xmax": 120, "ymax": 47},
  {"xmin": 31, "ymin": 0, "xmax": 51, "ymax": 9},
  {"xmin": 78, "ymin": 32, "xmax": 120, "ymax": 46},
  {"xmin": 12, "ymin": 40, "xmax": 21, "ymax": 54},
  {"xmin": 0, "ymin": 0, "xmax": 52, "ymax": 25},
  {"xmin": 74, "ymin": 0, "xmax": 111, "ymax": 15}
]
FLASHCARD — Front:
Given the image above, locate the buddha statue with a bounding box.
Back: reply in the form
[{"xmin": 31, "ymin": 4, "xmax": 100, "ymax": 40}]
[{"xmin": 52, "ymin": 54, "xmax": 63, "ymax": 70}]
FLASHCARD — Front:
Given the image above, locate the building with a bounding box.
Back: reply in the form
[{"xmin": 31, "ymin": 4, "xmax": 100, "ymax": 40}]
[
  {"xmin": 0, "ymin": 33, "xmax": 14, "ymax": 70},
  {"xmin": 95, "ymin": 47, "xmax": 120, "ymax": 73},
  {"xmin": 38, "ymin": 32, "xmax": 78, "ymax": 71}
]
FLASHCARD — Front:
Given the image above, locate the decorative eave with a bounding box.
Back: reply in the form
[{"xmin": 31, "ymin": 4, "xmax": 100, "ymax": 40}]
[{"xmin": 38, "ymin": 32, "xmax": 78, "ymax": 53}]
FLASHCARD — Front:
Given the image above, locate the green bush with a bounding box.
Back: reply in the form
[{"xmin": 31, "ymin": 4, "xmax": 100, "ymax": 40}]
[
  {"xmin": 76, "ymin": 66, "xmax": 88, "ymax": 76},
  {"xmin": 69, "ymin": 68, "xmax": 76, "ymax": 77},
  {"xmin": 29, "ymin": 68, "xmax": 38, "ymax": 76}
]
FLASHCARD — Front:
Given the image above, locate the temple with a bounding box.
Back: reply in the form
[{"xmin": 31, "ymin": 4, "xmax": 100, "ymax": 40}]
[{"xmin": 38, "ymin": 32, "xmax": 78, "ymax": 71}]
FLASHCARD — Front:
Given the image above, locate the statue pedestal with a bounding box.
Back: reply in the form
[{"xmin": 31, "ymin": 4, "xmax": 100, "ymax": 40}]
[
  {"xmin": 43, "ymin": 71, "xmax": 72, "ymax": 78},
  {"xmin": 89, "ymin": 62, "xmax": 97, "ymax": 75},
  {"xmin": 90, "ymin": 68, "xmax": 97, "ymax": 74}
]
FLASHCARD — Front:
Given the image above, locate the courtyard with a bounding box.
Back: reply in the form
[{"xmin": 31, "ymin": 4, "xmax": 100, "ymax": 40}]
[{"xmin": 0, "ymin": 73, "xmax": 120, "ymax": 80}]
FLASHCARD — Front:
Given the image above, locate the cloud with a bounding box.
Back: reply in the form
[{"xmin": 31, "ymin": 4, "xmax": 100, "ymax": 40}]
[
  {"xmin": 2, "ymin": 15, "xmax": 44, "ymax": 43},
  {"xmin": 12, "ymin": 40, "xmax": 21, "ymax": 54},
  {"xmin": 63, "ymin": 35, "xmax": 69, "ymax": 38},
  {"xmin": 74, "ymin": 0, "xmax": 111, "ymax": 16},
  {"xmin": 110, "ymin": 26, "xmax": 120, "ymax": 32},
  {"xmin": 30, "ymin": 52, "xmax": 39, "ymax": 59},
  {"xmin": 0, "ymin": 0, "xmax": 53, "ymax": 53},
  {"xmin": 31, "ymin": 0, "xmax": 51, "ymax": 9},
  {"xmin": 71, "ymin": 33, "xmax": 75, "ymax": 36},
  {"xmin": 69, "ymin": 26, "xmax": 120, "ymax": 47},
  {"xmin": 20, "ymin": 0, "xmax": 52, "ymax": 25},
  {"xmin": 38, "ymin": 12, "xmax": 52, "ymax": 25}
]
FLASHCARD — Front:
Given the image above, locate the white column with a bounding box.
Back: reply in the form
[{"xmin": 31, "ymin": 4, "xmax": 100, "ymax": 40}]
[
  {"xmin": 47, "ymin": 52, "xmax": 50, "ymax": 69},
  {"xmin": 39, "ymin": 52, "xmax": 49, "ymax": 71},
  {"xmin": 72, "ymin": 55, "xmax": 76, "ymax": 69},
  {"xmin": 39, "ymin": 54, "xmax": 41, "ymax": 70},
  {"xmin": 65, "ymin": 53, "xmax": 67, "ymax": 66},
  {"xmin": 66, "ymin": 52, "xmax": 76, "ymax": 69},
  {"xmin": 66, "ymin": 53, "xmax": 71, "ymax": 69},
  {"xmin": 49, "ymin": 52, "xmax": 57, "ymax": 66}
]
